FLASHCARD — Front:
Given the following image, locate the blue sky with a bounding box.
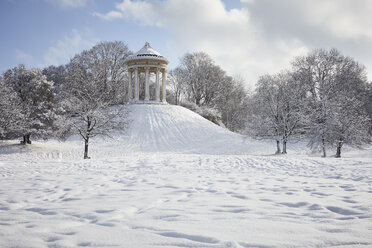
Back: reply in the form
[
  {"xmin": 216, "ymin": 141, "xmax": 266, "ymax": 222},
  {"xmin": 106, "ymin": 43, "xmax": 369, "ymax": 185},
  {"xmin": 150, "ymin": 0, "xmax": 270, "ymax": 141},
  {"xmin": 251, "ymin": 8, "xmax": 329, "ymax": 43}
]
[
  {"xmin": 0, "ymin": 0, "xmax": 172, "ymax": 69},
  {"xmin": 1, "ymin": 0, "xmax": 371, "ymax": 87}
]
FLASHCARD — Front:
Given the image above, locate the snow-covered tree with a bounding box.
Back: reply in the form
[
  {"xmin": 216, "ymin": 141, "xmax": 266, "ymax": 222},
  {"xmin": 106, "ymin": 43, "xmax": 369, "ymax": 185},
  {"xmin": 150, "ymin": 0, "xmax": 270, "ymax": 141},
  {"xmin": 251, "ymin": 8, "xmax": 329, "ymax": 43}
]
[
  {"xmin": 168, "ymin": 68, "xmax": 186, "ymax": 105},
  {"xmin": 277, "ymin": 72, "xmax": 309, "ymax": 154},
  {"xmin": 61, "ymin": 56, "xmax": 129, "ymax": 159},
  {"xmin": 0, "ymin": 77, "xmax": 20, "ymax": 137},
  {"xmin": 329, "ymin": 94, "xmax": 370, "ymax": 157},
  {"xmin": 42, "ymin": 65, "xmax": 67, "ymax": 99},
  {"xmin": 66, "ymin": 41, "xmax": 132, "ymax": 105},
  {"xmin": 3, "ymin": 65, "xmax": 54, "ymax": 144},
  {"xmin": 292, "ymin": 48, "xmax": 370, "ymax": 157},
  {"xmin": 366, "ymin": 83, "xmax": 372, "ymax": 135},
  {"xmin": 215, "ymin": 76, "xmax": 249, "ymax": 132},
  {"xmin": 177, "ymin": 52, "xmax": 225, "ymax": 106},
  {"xmin": 247, "ymin": 74, "xmax": 283, "ymax": 154},
  {"xmin": 59, "ymin": 98, "xmax": 129, "ymax": 159},
  {"xmin": 247, "ymin": 71, "xmax": 308, "ymax": 154},
  {"xmin": 174, "ymin": 52, "xmax": 250, "ymax": 130}
]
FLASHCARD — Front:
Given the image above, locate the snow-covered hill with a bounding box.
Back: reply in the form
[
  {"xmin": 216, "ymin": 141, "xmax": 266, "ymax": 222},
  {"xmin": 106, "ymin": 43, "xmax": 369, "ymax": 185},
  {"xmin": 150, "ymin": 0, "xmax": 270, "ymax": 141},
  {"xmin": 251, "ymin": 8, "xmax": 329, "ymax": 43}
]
[
  {"xmin": 118, "ymin": 104, "xmax": 266, "ymax": 154},
  {"xmin": 1, "ymin": 104, "xmax": 372, "ymax": 248},
  {"xmin": 1, "ymin": 104, "xmax": 261, "ymax": 161}
]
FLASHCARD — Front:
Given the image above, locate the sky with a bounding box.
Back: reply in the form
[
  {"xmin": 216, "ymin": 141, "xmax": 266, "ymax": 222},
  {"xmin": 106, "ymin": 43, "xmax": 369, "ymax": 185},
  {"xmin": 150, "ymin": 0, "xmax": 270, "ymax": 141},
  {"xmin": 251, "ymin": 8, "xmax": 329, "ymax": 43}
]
[{"xmin": 1, "ymin": 0, "xmax": 372, "ymax": 88}]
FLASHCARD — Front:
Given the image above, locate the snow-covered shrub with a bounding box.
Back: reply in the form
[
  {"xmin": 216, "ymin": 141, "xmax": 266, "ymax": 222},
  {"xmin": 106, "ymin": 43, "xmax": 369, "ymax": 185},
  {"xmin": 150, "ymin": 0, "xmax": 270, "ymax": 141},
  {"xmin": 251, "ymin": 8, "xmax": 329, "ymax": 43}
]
[
  {"xmin": 199, "ymin": 106, "xmax": 225, "ymax": 127},
  {"xmin": 179, "ymin": 101, "xmax": 200, "ymax": 113},
  {"xmin": 180, "ymin": 101, "xmax": 225, "ymax": 127}
]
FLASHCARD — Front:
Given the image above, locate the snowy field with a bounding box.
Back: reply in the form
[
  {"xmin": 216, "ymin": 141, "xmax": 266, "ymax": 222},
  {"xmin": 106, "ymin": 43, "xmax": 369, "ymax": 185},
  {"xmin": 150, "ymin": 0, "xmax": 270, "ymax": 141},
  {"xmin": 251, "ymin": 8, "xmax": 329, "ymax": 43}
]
[{"xmin": 0, "ymin": 105, "xmax": 371, "ymax": 248}]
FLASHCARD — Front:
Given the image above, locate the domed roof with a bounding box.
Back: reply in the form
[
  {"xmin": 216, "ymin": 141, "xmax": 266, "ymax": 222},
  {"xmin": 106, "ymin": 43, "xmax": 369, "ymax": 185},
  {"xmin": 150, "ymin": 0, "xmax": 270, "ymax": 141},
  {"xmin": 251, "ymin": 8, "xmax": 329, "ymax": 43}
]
[
  {"xmin": 126, "ymin": 42, "xmax": 168, "ymax": 63},
  {"xmin": 135, "ymin": 42, "xmax": 161, "ymax": 56}
]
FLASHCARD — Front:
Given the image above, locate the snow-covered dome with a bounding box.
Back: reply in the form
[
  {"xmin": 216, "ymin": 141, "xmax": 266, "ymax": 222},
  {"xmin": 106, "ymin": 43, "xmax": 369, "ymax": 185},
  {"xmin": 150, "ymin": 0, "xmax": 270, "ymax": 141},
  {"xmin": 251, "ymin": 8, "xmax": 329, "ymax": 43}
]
[{"xmin": 126, "ymin": 42, "xmax": 168, "ymax": 63}]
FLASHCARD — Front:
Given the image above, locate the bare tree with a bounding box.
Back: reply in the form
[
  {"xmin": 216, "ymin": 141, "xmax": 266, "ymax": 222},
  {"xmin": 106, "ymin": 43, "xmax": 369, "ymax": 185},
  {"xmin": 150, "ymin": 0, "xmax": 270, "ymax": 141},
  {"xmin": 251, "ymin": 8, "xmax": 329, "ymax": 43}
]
[
  {"xmin": 247, "ymin": 71, "xmax": 308, "ymax": 154},
  {"xmin": 61, "ymin": 50, "xmax": 130, "ymax": 159},
  {"xmin": 173, "ymin": 52, "xmax": 251, "ymax": 130},
  {"xmin": 292, "ymin": 49, "xmax": 342, "ymax": 157},
  {"xmin": 66, "ymin": 41, "xmax": 132, "ymax": 105},
  {"xmin": 330, "ymin": 94, "xmax": 370, "ymax": 157},
  {"xmin": 215, "ymin": 76, "xmax": 249, "ymax": 132},
  {"xmin": 366, "ymin": 83, "xmax": 372, "ymax": 135},
  {"xmin": 177, "ymin": 52, "xmax": 225, "ymax": 106},
  {"xmin": 58, "ymin": 97, "xmax": 129, "ymax": 159},
  {"xmin": 247, "ymin": 74, "xmax": 283, "ymax": 154},
  {"xmin": 168, "ymin": 68, "xmax": 186, "ymax": 105},
  {"xmin": 277, "ymin": 72, "xmax": 309, "ymax": 154},
  {"xmin": 293, "ymin": 48, "xmax": 370, "ymax": 157}
]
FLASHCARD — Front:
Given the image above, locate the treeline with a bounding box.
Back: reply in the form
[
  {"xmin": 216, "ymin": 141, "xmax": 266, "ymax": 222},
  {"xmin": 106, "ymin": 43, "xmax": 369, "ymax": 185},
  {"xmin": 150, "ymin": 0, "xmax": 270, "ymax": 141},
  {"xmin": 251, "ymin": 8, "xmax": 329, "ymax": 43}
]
[
  {"xmin": 247, "ymin": 49, "xmax": 372, "ymax": 157},
  {"xmin": 0, "ymin": 41, "xmax": 131, "ymax": 158},
  {"xmin": 0, "ymin": 40, "xmax": 371, "ymax": 158},
  {"xmin": 166, "ymin": 49, "xmax": 372, "ymax": 158},
  {"xmin": 167, "ymin": 52, "xmax": 249, "ymax": 131}
]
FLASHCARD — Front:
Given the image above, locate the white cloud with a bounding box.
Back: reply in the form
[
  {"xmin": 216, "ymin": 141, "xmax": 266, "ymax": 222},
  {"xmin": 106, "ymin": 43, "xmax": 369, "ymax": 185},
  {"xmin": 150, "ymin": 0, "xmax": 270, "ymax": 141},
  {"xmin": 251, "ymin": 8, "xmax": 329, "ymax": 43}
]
[
  {"xmin": 93, "ymin": 11, "xmax": 123, "ymax": 21},
  {"xmin": 49, "ymin": 0, "xmax": 88, "ymax": 8},
  {"xmin": 95, "ymin": 0, "xmax": 372, "ymax": 86},
  {"xmin": 240, "ymin": 0, "xmax": 255, "ymax": 4},
  {"xmin": 94, "ymin": 0, "xmax": 308, "ymax": 85},
  {"xmin": 255, "ymin": 0, "xmax": 372, "ymax": 41},
  {"xmin": 115, "ymin": 0, "xmax": 157, "ymax": 25},
  {"xmin": 241, "ymin": 0, "xmax": 372, "ymax": 80},
  {"xmin": 43, "ymin": 29, "xmax": 95, "ymax": 66}
]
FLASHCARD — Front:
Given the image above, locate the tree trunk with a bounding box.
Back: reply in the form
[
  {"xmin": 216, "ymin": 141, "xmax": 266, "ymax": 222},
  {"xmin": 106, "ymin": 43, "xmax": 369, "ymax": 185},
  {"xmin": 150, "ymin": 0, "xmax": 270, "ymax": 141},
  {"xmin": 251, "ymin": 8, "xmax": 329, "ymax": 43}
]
[
  {"xmin": 275, "ymin": 140, "xmax": 281, "ymax": 154},
  {"xmin": 84, "ymin": 116, "xmax": 92, "ymax": 159},
  {"xmin": 282, "ymin": 139, "xmax": 287, "ymax": 154},
  {"xmin": 21, "ymin": 134, "xmax": 32, "ymax": 145},
  {"xmin": 335, "ymin": 140, "xmax": 343, "ymax": 158},
  {"xmin": 321, "ymin": 136, "xmax": 327, "ymax": 157},
  {"xmin": 84, "ymin": 137, "xmax": 90, "ymax": 159}
]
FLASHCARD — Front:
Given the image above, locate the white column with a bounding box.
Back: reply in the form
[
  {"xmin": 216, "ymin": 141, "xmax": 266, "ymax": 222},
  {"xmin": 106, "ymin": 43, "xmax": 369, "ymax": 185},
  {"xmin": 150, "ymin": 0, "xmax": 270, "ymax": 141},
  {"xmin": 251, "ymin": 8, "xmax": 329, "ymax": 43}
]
[
  {"xmin": 128, "ymin": 70, "xmax": 132, "ymax": 102},
  {"xmin": 137, "ymin": 71, "xmax": 140, "ymax": 100},
  {"xmin": 145, "ymin": 67, "xmax": 150, "ymax": 101},
  {"xmin": 162, "ymin": 69, "xmax": 167, "ymax": 103},
  {"xmin": 155, "ymin": 69, "xmax": 160, "ymax": 101},
  {"xmin": 134, "ymin": 68, "xmax": 139, "ymax": 101}
]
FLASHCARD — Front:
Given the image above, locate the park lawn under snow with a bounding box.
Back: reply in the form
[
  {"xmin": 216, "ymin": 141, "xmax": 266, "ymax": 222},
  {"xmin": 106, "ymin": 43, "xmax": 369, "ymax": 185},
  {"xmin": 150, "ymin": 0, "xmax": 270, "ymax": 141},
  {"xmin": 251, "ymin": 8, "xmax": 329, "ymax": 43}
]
[{"xmin": 0, "ymin": 105, "xmax": 371, "ymax": 248}]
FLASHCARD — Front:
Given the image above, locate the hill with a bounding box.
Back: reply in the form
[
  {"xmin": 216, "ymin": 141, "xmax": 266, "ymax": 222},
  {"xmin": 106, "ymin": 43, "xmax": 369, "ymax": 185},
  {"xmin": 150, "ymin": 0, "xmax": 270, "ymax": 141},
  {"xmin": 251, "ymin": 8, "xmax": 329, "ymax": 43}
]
[{"xmin": 118, "ymin": 104, "xmax": 261, "ymax": 154}]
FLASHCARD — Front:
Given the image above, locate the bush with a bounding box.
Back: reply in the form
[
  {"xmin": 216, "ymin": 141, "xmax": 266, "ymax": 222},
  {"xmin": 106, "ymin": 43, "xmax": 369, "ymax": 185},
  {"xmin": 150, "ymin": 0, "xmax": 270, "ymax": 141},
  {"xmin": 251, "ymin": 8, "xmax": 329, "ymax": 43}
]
[{"xmin": 179, "ymin": 101, "xmax": 225, "ymax": 127}]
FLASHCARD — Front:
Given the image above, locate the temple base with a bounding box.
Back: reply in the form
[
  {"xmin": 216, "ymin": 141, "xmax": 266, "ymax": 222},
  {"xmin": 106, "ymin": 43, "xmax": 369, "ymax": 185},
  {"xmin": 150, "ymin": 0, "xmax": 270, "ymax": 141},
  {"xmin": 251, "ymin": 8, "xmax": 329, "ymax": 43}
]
[{"xmin": 130, "ymin": 100, "xmax": 167, "ymax": 105}]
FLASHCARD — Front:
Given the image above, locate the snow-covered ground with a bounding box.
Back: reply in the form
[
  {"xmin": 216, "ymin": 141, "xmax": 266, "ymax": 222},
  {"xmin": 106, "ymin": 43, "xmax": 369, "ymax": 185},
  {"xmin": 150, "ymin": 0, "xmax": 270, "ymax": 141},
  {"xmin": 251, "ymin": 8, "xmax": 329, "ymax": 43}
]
[{"xmin": 0, "ymin": 105, "xmax": 371, "ymax": 247}]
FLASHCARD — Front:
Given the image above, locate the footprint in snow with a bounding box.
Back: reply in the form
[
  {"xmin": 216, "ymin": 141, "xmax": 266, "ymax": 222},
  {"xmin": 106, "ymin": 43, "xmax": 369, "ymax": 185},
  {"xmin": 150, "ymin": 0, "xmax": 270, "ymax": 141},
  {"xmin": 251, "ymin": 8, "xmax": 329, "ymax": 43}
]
[
  {"xmin": 26, "ymin": 208, "xmax": 57, "ymax": 215},
  {"xmin": 157, "ymin": 231, "xmax": 220, "ymax": 244},
  {"xmin": 326, "ymin": 206, "xmax": 361, "ymax": 216},
  {"xmin": 279, "ymin": 202, "xmax": 308, "ymax": 208},
  {"xmin": 94, "ymin": 209, "xmax": 114, "ymax": 214},
  {"xmin": 46, "ymin": 236, "xmax": 61, "ymax": 242},
  {"xmin": 78, "ymin": 242, "xmax": 91, "ymax": 247}
]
